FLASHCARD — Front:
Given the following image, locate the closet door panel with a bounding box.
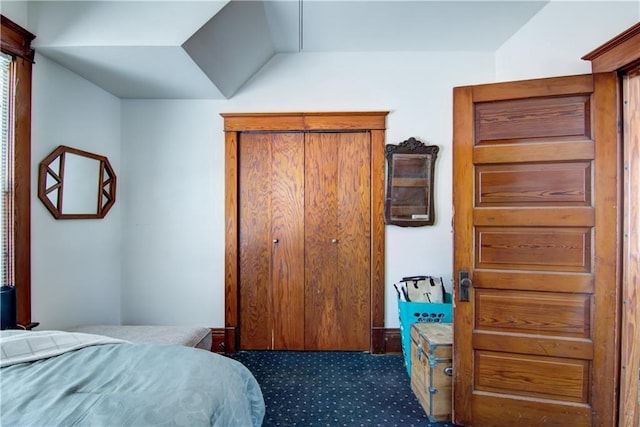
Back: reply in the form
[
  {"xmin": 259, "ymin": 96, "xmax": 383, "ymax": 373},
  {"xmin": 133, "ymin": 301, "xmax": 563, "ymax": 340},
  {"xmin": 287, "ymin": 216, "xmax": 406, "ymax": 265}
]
[
  {"xmin": 305, "ymin": 132, "xmax": 371, "ymax": 351},
  {"xmin": 337, "ymin": 132, "xmax": 371, "ymax": 350},
  {"xmin": 239, "ymin": 133, "xmax": 273, "ymax": 349},
  {"xmin": 305, "ymin": 132, "xmax": 340, "ymax": 350},
  {"xmin": 239, "ymin": 132, "xmax": 305, "ymax": 350},
  {"xmin": 271, "ymin": 133, "xmax": 305, "ymax": 350}
]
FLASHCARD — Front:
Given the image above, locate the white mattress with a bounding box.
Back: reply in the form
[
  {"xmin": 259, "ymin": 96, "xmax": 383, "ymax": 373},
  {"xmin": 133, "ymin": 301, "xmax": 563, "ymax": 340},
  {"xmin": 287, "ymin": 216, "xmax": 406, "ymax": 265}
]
[{"xmin": 67, "ymin": 325, "xmax": 212, "ymax": 351}]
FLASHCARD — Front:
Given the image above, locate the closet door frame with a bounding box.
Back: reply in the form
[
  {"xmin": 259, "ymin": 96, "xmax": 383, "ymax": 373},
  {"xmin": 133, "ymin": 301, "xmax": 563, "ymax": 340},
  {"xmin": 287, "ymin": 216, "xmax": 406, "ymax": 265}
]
[{"xmin": 222, "ymin": 112, "xmax": 389, "ymax": 353}]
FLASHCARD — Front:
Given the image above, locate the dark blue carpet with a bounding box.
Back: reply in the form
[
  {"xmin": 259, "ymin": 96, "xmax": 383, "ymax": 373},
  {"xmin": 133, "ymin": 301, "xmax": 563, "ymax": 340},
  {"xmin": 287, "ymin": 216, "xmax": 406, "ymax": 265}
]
[{"xmin": 231, "ymin": 351, "xmax": 458, "ymax": 427}]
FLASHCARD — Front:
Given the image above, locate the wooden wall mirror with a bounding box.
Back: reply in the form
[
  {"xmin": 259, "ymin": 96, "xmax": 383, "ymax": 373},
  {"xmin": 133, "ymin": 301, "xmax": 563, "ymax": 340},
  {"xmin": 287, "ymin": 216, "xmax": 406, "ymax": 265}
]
[
  {"xmin": 385, "ymin": 137, "xmax": 438, "ymax": 226},
  {"xmin": 38, "ymin": 145, "xmax": 116, "ymax": 219}
]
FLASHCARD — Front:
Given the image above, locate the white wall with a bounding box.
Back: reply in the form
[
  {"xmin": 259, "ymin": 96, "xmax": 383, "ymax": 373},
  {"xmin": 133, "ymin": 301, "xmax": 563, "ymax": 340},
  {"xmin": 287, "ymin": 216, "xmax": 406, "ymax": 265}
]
[
  {"xmin": 0, "ymin": 0, "xmax": 28, "ymax": 29},
  {"xmin": 11, "ymin": 1, "xmax": 639, "ymax": 331},
  {"xmin": 31, "ymin": 54, "xmax": 122, "ymax": 329},
  {"xmin": 496, "ymin": 1, "xmax": 639, "ymax": 81},
  {"xmin": 120, "ymin": 100, "xmax": 220, "ymax": 326},
  {"xmin": 121, "ymin": 51, "xmax": 496, "ymax": 328}
]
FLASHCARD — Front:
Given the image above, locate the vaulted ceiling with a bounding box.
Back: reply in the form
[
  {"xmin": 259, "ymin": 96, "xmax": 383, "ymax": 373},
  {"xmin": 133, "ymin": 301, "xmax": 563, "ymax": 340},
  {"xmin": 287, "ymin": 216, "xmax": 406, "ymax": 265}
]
[{"xmin": 27, "ymin": 0, "xmax": 550, "ymax": 99}]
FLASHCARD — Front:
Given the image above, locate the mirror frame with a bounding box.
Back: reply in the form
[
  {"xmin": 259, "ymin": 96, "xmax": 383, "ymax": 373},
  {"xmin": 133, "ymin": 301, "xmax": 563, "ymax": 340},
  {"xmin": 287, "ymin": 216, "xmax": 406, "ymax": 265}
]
[
  {"xmin": 37, "ymin": 145, "xmax": 117, "ymax": 219},
  {"xmin": 384, "ymin": 137, "xmax": 438, "ymax": 227}
]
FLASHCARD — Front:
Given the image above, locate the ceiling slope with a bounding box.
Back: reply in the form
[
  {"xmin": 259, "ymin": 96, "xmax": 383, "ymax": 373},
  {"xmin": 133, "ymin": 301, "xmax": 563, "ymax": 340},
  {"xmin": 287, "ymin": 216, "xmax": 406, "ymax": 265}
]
[
  {"xmin": 183, "ymin": 1, "xmax": 276, "ymax": 99},
  {"xmin": 24, "ymin": 0, "xmax": 552, "ymax": 99},
  {"xmin": 29, "ymin": 0, "xmax": 234, "ymax": 99}
]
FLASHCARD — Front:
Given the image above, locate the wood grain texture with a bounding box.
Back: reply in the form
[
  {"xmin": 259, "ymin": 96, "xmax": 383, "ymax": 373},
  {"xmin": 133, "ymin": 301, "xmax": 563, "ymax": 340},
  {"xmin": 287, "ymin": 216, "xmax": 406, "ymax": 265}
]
[
  {"xmin": 590, "ymin": 72, "xmax": 621, "ymax": 427},
  {"xmin": 470, "ymin": 74, "xmax": 594, "ymax": 103},
  {"xmin": 412, "ymin": 344, "xmax": 453, "ymax": 421},
  {"xmin": 304, "ymin": 132, "xmax": 371, "ymax": 351},
  {"xmin": 619, "ymin": 70, "xmax": 640, "ymax": 427},
  {"xmin": 473, "ymin": 331, "xmax": 593, "ymax": 360},
  {"xmin": 452, "ymin": 86, "xmax": 475, "ymax": 426},
  {"xmin": 476, "ymin": 227, "xmax": 591, "ymax": 272},
  {"xmin": 475, "ymin": 289, "xmax": 590, "ymax": 338},
  {"xmin": 224, "ymin": 133, "xmax": 238, "ymax": 331},
  {"xmin": 583, "ymin": 22, "xmax": 640, "ymax": 73},
  {"xmin": 271, "ymin": 134, "xmax": 305, "ymax": 350},
  {"xmin": 474, "ymin": 140, "xmax": 594, "ymax": 164},
  {"xmin": 1, "ymin": 17, "xmax": 34, "ymax": 325},
  {"xmin": 239, "ymin": 133, "xmax": 274, "ymax": 349},
  {"xmin": 475, "ymin": 96, "xmax": 591, "ymax": 143},
  {"xmin": 0, "ymin": 15, "xmax": 35, "ymax": 62},
  {"xmin": 474, "ymin": 207, "xmax": 594, "ymax": 227},
  {"xmin": 370, "ymin": 129, "xmax": 386, "ymax": 354},
  {"xmin": 476, "ymin": 162, "xmax": 591, "ymax": 206},
  {"xmin": 37, "ymin": 145, "xmax": 116, "ymax": 219},
  {"xmin": 472, "ymin": 270, "xmax": 593, "ymax": 293},
  {"xmin": 453, "ymin": 73, "xmax": 620, "ymax": 426},
  {"xmin": 472, "ymin": 392, "xmax": 591, "ymax": 427},
  {"xmin": 411, "ymin": 323, "xmax": 453, "ymax": 421},
  {"xmin": 13, "ymin": 57, "xmax": 32, "ymax": 326},
  {"xmin": 583, "ymin": 26, "xmax": 640, "ymax": 425},
  {"xmin": 475, "ymin": 351, "xmax": 589, "ymax": 402},
  {"xmin": 221, "ymin": 112, "xmax": 388, "ymax": 131},
  {"xmin": 223, "ymin": 112, "xmax": 387, "ymax": 353},
  {"xmin": 238, "ymin": 133, "xmax": 306, "ymax": 350}
]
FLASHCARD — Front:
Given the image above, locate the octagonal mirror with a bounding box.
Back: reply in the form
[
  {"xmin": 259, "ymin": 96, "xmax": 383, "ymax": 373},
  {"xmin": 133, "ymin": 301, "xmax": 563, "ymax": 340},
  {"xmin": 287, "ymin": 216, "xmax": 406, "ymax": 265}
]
[{"xmin": 38, "ymin": 145, "xmax": 116, "ymax": 219}]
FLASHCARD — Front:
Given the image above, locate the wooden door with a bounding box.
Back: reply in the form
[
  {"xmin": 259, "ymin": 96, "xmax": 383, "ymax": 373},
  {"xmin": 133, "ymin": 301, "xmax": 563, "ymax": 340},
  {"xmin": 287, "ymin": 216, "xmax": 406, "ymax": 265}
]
[
  {"xmin": 239, "ymin": 132, "xmax": 305, "ymax": 350},
  {"xmin": 452, "ymin": 74, "xmax": 620, "ymax": 426},
  {"xmin": 305, "ymin": 132, "xmax": 371, "ymax": 351}
]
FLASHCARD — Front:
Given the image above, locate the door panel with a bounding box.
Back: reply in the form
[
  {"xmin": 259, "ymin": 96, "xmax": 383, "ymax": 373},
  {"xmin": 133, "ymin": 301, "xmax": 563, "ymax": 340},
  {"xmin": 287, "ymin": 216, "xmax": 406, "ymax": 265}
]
[
  {"xmin": 475, "ymin": 162, "xmax": 591, "ymax": 206},
  {"xmin": 270, "ymin": 134, "xmax": 306, "ymax": 350},
  {"xmin": 475, "ymin": 227, "xmax": 591, "ymax": 271},
  {"xmin": 453, "ymin": 73, "xmax": 620, "ymax": 426},
  {"xmin": 474, "ymin": 95, "xmax": 591, "ymax": 142},
  {"xmin": 305, "ymin": 132, "xmax": 371, "ymax": 351},
  {"xmin": 239, "ymin": 132, "xmax": 305, "ymax": 350},
  {"xmin": 239, "ymin": 133, "xmax": 273, "ymax": 349}
]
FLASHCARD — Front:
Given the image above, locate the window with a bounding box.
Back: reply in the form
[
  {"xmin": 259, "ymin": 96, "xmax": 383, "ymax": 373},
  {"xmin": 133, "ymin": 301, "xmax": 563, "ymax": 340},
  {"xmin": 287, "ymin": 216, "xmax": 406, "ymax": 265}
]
[{"xmin": 1, "ymin": 15, "xmax": 35, "ymax": 326}]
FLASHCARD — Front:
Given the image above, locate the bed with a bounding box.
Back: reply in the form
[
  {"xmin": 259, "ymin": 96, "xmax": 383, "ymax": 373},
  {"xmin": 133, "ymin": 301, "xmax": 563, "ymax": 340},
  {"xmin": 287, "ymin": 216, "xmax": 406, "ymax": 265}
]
[
  {"xmin": 0, "ymin": 330, "xmax": 265, "ymax": 426},
  {"xmin": 66, "ymin": 324, "xmax": 213, "ymax": 350}
]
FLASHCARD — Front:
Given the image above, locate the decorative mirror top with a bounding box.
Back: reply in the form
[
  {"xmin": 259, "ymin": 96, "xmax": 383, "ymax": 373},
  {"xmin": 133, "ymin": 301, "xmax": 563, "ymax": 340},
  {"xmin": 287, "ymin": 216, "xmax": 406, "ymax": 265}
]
[
  {"xmin": 38, "ymin": 146, "xmax": 117, "ymax": 219},
  {"xmin": 385, "ymin": 137, "xmax": 438, "ymax": 227}
]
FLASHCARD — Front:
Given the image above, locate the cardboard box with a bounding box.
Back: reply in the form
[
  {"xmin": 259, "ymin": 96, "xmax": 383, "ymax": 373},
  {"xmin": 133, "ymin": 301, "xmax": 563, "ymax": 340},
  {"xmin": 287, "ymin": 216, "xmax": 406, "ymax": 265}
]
[{"xmin": 410, "ymin": 322, "xmax": 453, "ymax": 421}]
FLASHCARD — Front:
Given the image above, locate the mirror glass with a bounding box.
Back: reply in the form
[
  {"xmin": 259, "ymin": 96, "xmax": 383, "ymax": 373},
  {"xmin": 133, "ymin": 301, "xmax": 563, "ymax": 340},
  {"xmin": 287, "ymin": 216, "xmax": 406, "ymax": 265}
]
[
  {"xmin": 61, "ymin": 154, "xmax": 101, "ymax": 214},
  {"xmin": 38, "ymin": 146, "xmax": 117, "ymax": 219},
  {"xmin": 385, "ymin": 137, "xmax": 438, "ymax": 227}
]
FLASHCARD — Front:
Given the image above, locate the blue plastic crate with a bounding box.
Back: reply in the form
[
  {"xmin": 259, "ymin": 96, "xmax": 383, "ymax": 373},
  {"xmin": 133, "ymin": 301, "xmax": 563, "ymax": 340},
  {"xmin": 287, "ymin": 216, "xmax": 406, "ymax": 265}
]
[{"xmin": 399, "ymin": 293, "xmax": 452, "ymax": 377}]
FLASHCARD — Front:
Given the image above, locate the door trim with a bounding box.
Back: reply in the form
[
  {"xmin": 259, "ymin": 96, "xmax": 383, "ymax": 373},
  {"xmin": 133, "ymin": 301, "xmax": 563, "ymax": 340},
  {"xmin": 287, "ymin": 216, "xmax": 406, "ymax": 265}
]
[
  {"xmin": 583, "ymin": 23, "xmax": 640, "ymax": 426},
  {"xmin": 222, "ymin": 112, "xmax": 388, "ymax": 353}
]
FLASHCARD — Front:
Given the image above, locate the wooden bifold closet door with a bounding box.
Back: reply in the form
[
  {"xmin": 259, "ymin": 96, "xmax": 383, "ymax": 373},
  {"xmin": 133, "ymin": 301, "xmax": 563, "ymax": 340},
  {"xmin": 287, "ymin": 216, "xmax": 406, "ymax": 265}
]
[
  {"xmin": 239, "ymin": 132, "xmax": 305, "ymax": 350},
  {"xmin": 239, "ymin": 131, "xmax": 370, "ymax": 351},
  {"xmin": 304, "ymin": 132, "xmax": 371, "ymax": 351},
  {"xmin": 224, "ymin": 112, "xmax": 387, "ymax": 353}
]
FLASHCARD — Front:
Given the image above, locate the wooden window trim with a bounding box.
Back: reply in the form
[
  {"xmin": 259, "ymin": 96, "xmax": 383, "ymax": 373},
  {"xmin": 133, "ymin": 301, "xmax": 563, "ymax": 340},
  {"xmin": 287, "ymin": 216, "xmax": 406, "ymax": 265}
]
[{"xmin": 1, "ymin": 15, "xmax": 35, "ymax": 326}]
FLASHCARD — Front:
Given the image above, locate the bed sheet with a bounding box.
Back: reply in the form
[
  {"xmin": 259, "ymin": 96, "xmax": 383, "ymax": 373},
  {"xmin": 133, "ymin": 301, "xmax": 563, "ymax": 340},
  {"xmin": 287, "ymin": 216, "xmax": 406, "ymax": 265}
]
[{"xmin": 0, "ymin": 330, "xmax": 264, "ymax": 426}]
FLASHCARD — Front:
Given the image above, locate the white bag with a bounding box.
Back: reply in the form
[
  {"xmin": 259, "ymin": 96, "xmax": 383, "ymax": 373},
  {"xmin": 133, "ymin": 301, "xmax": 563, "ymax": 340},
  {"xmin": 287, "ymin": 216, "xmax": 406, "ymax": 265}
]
[{"xmin": 402, "ymin": 276, "xmax": 444, "ymax": 303}]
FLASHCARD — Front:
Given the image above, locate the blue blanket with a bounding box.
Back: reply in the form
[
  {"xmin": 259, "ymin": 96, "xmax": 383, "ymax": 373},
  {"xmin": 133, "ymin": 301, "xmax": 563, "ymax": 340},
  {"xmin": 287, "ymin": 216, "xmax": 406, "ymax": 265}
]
[{"xmin": 0, "ymin": 331, "xmax": 264, "ymax": 426}]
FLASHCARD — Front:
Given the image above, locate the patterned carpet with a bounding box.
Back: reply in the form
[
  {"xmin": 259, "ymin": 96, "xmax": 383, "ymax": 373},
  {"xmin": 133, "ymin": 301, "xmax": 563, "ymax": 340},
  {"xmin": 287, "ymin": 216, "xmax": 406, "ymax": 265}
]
[{"xmin": 231, "ymin": 351, "xmax": 458, "ymax": 427}]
